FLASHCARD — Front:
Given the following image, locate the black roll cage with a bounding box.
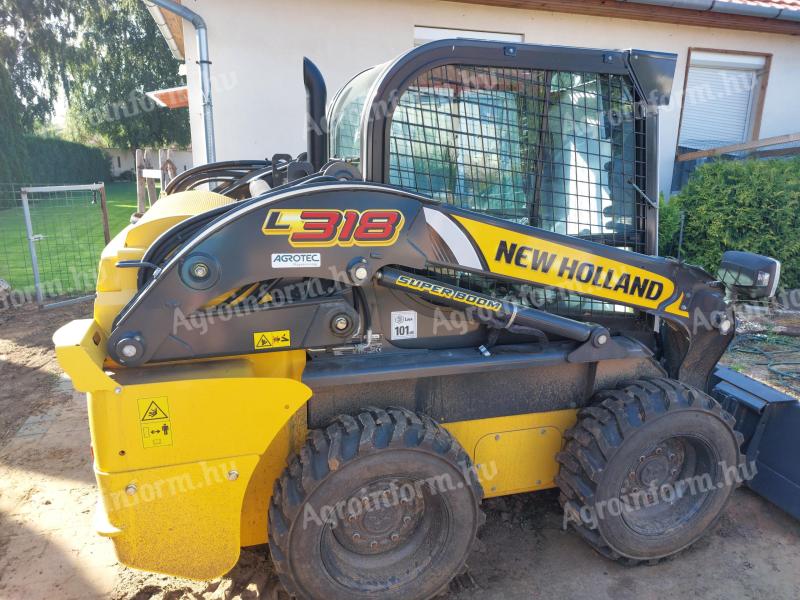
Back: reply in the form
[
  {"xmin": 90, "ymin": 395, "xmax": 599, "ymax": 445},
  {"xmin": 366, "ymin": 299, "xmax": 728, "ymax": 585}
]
[{"xmin": 344, "ymin": 38, "xmax": 677, "ymax": 256}]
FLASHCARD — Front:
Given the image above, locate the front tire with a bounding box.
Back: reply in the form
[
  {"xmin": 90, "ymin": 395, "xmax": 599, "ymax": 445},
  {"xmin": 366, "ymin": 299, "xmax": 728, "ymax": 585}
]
[
  {"xmin": 268, "ymin": 407, "xmax": 484, "ymax": 600},
  {"xmin": 556, "ymin": 378, "xmax": 744, "ymax": 563}
]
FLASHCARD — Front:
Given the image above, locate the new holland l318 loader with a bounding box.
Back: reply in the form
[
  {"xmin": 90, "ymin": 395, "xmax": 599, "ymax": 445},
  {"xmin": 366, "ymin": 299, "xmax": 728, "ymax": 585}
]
[{"xmin": 55, "ymin": 39, "xmax": 789, "ymax": 599}]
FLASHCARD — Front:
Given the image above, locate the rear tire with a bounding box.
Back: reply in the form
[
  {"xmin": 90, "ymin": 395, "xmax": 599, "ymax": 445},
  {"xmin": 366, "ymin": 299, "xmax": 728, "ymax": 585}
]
[
  {"xmin": 268, "ymin": 407, "xmax": 484, "ymax": 600},
  {"xmin": 556, "ymin": 378, "xmax": 744, "ymax": 563}
]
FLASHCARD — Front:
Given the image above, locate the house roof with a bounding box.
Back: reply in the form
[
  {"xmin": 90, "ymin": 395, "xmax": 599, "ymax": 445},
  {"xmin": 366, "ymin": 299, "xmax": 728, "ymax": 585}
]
[{"xmin": 150, "ymin": 0, "xmax": 800, "ymax": 60}]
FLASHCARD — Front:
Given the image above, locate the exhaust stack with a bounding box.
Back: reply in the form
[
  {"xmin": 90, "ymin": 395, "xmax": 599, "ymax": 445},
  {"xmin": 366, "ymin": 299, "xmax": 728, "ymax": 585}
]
[{"xmin": 303, "ymin": 58, "xmax": 328, "ymax": 171}]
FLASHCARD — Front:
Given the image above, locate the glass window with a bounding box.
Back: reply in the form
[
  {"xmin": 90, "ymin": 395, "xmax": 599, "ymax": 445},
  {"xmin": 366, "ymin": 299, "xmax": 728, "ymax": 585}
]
[{"xmin": 329, "ymin": 66, "xmax": 385, "ymax": 164}]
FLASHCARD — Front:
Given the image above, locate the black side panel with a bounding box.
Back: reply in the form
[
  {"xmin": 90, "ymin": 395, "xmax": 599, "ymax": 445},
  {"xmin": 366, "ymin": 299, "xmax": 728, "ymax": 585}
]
[{"xmin": 305, "ymin": 341, "xmax": 665, "ymax": 426}]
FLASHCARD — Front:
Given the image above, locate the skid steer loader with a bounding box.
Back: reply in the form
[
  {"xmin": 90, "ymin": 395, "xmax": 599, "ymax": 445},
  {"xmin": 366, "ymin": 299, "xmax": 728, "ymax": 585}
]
[{"xmin": 55, "ymin": 39, "xmax": 785, "ymax": 599}]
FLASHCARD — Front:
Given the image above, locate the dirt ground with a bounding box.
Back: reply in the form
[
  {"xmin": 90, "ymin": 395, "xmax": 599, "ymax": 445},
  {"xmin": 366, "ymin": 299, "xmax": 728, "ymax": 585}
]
[{"xmin": 1, "ymin": 303, "xmax": 799, "ymax": 600}]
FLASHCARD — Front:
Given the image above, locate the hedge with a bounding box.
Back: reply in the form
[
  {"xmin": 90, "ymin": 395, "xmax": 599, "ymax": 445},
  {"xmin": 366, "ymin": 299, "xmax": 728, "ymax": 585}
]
[
  {"xmin": 1, "ymin": 61, "xmax": 111, "ymax": 185},
  {"xmin": 660, "ymin": 158, "xmax": 800, "ymax": 289},
  {"xmin": 23, "ymin": 135, "xmax": 111, "ymax": 184}
]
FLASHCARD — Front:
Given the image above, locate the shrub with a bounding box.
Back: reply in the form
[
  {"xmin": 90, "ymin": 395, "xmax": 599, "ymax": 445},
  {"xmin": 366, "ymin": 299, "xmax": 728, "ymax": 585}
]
[
  {"xmin": 661, "ymin": 158, "xmax": 800, "ymax": 289},
  {"xmin": 24, "ymin": 135, "xmax": 111, "ymax": 184}
]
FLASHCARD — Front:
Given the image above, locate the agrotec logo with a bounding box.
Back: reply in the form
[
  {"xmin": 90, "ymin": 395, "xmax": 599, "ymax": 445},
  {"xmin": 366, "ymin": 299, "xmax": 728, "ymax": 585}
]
[{"xmin": 271, "ymin": 252, "xmax": 321, "ymax": 268}]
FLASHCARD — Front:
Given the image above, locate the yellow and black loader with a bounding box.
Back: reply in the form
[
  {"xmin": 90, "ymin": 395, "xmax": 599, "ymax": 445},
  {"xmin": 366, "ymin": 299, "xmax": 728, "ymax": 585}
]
[{"xmin": 55, "ymin": 39, "xmax": 788, "ymax": 599}]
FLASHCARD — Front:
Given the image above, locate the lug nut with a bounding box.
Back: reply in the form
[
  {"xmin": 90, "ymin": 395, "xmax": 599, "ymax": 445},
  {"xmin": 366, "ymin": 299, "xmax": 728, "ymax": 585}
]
[
  {"xmin": 370, "ymin": 541, "xmax": 378, "ymax": 549},
  {"xmin": 352, "ymin": 533, "xmax": 361, "ymax": 541},
  {"xmin": 403, "ymin": 516, "xmax": 412, "ymax": 524},
  {"xmin": 390, "ymin": 533, "xmax": 399, "ymax": 542},
  {"xmin": 655, "ymin": 447, "xmax": 663, "ymax": 455}
]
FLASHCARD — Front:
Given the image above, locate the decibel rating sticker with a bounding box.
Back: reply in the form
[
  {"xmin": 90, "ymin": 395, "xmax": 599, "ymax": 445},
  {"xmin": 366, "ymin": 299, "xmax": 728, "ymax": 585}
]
[
  {"xmin": 138, "ymin": 397, "xmax": 173, "ymax": 449},
  {"xmin": 253, "ymin": 330, "xmax": 291, "ymax": 350},
  {"xmin": 390, "ymin": 310, "xmax": 417, "ymax": 340}
]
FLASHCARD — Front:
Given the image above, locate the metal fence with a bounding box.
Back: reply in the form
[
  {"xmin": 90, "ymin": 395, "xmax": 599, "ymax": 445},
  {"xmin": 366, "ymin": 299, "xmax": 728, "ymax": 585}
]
[{"xmin": 0, "ymin": 183, "xmax": 109, "ymax": 309}]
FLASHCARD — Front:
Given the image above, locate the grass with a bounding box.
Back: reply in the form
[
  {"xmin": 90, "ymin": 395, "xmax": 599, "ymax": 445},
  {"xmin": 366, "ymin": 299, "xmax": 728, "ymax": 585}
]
[{"xmin": 0, "ymin": 182, "xmax": 145, "ymax": 296}]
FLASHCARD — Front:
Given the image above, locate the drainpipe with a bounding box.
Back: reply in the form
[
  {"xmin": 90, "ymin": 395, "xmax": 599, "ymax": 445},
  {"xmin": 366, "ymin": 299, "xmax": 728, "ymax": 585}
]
[{"xmin": 145, "ymin": 0, "xmax": 216, "ymax": 164}]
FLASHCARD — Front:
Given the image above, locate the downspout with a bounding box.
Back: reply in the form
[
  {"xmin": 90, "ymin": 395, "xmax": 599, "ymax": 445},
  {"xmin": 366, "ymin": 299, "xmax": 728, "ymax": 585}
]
[{"xmin": 144, "ymin": 0, "xmax": 216, "ymax": 164}]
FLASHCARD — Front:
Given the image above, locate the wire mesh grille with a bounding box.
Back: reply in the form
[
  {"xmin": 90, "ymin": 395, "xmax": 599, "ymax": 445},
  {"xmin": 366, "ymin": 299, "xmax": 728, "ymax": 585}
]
[
  {"xmin": 0, "ymin": 183, "xmax": 108, "ymax": 307},
  {"xmin": 387, "ymin": 64, "xmax": 648, "ymax": 317}
]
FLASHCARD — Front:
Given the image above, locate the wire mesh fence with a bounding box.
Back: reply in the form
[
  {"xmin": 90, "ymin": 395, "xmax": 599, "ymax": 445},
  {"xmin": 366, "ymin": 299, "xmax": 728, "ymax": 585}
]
[{"xmin": 0, "ymin": 183, "xmax": 109, "ymax": 308}]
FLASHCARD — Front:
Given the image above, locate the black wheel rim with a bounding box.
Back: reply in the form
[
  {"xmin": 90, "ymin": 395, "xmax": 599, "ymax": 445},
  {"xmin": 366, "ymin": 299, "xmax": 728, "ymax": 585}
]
[
  {"xmin": 619, "ymin": 435, "xmax": 719, "ymax": 536},
  {"xmin": 319, "ymin": 475, "xmax": 451, "ymax": 593}
]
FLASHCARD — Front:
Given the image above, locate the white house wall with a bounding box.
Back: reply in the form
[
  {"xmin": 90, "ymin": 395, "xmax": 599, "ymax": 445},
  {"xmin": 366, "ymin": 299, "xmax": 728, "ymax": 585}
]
[{"xmin": 180, "ymin": 0, "xmax": 800, "ymax": 198}]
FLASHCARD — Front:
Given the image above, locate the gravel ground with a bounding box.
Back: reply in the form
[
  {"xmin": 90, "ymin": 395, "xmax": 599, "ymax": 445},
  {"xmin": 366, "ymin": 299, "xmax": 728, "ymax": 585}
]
[{"xmin": 1, "ymin": 303, "xmax": 799, "ymax": 600}]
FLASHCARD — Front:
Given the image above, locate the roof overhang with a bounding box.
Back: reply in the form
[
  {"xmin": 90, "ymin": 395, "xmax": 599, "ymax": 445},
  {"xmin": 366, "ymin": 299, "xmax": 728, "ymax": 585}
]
[
  {"xmin": 146, "ymin": 1, "xmax": 186, "ymax": 60},
  {"xmin": 146, "ymin": 86, "xmax": 189, "ymax": 109},
  {"xmin": 146, "ymin": 0, "xmax": 800, "ymax": 58},
  {"xmin": 449, "ymin": 0, "xmax": 800, "ymax": 36}
]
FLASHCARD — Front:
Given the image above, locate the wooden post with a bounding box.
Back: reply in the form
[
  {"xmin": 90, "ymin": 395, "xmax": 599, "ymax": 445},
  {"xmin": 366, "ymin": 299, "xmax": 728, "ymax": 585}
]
[
  {"xmin": 98, "ymin": 183, "xmax": 111, "ymax": 244},
  {"xmin": 135, "ymin": 148, "xmax": 147, "ymax": 215},
  {"xmin": 158, "ymin": 148, "xmax": 167, "ymax": 190},
  {"xmin": 145, "ymin": 149, "xmax": 158, "ymax": 206}
]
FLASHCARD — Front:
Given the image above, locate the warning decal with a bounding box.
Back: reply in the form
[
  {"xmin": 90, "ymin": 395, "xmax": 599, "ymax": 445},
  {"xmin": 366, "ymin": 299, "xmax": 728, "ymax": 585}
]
[
  {"xmin": 253, "ymin": 330, "xmax": 291, "ymax": 350},
  {"xmin": 137, "ymin": 397, "xmax": 173, "ymax": 449}
]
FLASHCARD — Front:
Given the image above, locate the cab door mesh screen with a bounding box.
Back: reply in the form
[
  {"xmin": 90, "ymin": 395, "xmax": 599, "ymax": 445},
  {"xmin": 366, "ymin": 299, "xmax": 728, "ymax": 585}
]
[{"xmin": 388, "ymin": 65, "xmax": 647, "ymax": 317}]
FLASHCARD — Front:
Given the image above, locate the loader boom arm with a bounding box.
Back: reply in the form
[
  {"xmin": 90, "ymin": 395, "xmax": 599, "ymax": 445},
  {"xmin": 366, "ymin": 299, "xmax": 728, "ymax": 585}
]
[{"xmin": 106, "ymin": 181, "xmax": 732, "ymax": 386}]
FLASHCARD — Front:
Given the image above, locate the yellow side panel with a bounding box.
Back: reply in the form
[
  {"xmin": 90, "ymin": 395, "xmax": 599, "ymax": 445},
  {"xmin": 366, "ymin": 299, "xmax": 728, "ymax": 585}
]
[
  {"xmin": 240, "ymin": 405, "xmax": 307, "ymax": 547},
  {"xmin": 86, "ymin": 368, "xmax": 310, "ymax": 580},
  {"xmin": 444, "ymin": 410, "xmax": 578, "ymax": 498},
  {"xmin": 54, "ymin": 318, "xmax": 310, "ymax": 580},
  {"xmin": 96, "ymin": 455, "xmax": 260, "ymax": 579}
]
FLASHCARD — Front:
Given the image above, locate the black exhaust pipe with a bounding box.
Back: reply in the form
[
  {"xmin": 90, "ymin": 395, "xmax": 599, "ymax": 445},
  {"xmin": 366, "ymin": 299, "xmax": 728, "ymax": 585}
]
[{"xmin": 303, "ymin": 57, "xmax": 328, "ymax": 172}]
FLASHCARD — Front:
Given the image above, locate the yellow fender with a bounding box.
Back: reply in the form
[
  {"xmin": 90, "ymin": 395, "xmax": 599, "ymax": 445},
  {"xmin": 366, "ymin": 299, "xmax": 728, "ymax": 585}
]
[{"xmin": 54, "ymin": 319, "xmax": 310, "ymax": 579}]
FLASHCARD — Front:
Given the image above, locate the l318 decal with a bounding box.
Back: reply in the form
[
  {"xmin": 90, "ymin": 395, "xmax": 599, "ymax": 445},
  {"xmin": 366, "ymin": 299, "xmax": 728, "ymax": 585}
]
[{"xmin": 262, "ymin": 209, "xmax": 404, "ymax": 248}]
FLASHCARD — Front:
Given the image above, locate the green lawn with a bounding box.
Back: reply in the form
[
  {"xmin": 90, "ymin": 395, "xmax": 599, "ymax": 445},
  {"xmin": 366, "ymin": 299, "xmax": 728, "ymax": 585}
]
[{"xmin": 0, "ymin": 182, "xmax": 146, "ymax": 296}]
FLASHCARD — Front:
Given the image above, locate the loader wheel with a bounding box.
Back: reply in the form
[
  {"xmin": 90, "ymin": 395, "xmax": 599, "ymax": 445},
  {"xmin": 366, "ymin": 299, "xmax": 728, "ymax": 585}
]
[
  {"xmin": 268, "ymin": 407, "xmax": 484, "ymax": 600},
  {"xmin": 556, "ymin": 378, "xmax": 744, "ymax": 563}
]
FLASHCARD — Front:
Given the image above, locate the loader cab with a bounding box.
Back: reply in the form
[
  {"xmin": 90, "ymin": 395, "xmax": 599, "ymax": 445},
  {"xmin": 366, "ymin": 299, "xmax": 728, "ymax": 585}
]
[{"xmin": 327, "ymin": 39, "xmax": 676, "ymax": 327}]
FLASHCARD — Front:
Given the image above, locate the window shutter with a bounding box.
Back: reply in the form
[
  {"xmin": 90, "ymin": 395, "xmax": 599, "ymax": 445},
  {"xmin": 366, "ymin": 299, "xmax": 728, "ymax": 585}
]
[{"xmin": 679, "ymin": 62, "xmax": 760, "ymax": 151}]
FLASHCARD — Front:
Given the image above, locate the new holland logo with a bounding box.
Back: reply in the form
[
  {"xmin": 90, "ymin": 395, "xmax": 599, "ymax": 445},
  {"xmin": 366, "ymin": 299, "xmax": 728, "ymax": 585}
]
[
  {"xmin": 451, "ymin": 214, "xmax": 681, "ymax": 314},
  {"xmin": 262, "ymin": 208, "xmax": 404, "ymax": 248}
]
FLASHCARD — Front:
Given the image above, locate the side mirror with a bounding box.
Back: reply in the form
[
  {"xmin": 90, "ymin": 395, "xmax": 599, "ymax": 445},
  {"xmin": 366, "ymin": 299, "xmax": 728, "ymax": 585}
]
[{"xmin": 717, "ymin": 251, "xmax": 781, "ymax": 300}]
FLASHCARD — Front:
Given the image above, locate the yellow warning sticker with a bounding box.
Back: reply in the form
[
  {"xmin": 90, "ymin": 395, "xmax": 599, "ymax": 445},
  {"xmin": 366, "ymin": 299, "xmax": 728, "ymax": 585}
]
[
  {"xmin": 253, "ymin": 330, "xmax": 291, "ymax": 350},
  {"xmin": 137, "ymin": 397, "xmax": 173, "ymax": 449}
]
